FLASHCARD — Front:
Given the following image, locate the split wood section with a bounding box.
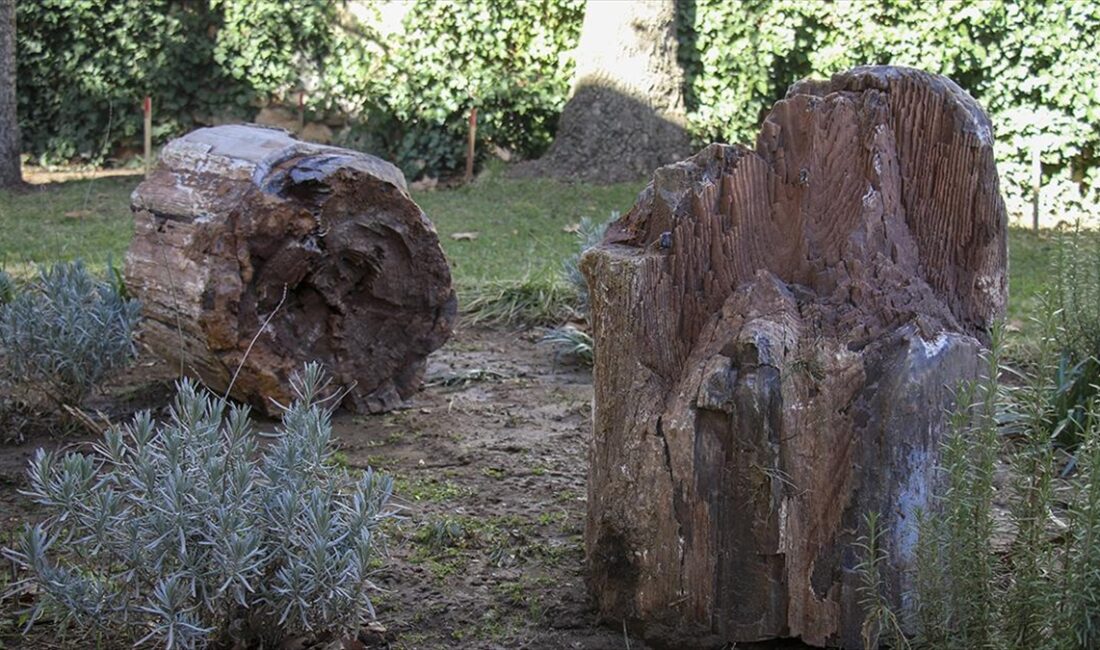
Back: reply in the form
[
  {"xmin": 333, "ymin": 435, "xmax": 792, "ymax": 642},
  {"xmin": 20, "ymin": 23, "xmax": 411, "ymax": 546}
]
[
  {"xmin": 581, "ymin": 66, "xmax": 1007, "ymax": 648},
  {"xmin": 126, "ymin": 124, "xmax": 456, "ymax": 415}
]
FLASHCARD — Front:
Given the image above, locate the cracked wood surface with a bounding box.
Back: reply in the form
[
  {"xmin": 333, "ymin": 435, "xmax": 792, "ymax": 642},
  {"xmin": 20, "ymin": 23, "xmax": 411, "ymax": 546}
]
[
  {"xmin": 581, "ymin": 66, "xmax": 1006, "ymax": 648},
  {"xmin": 125, "ymin": 124, "xmax": 456, "ymax": 415}
]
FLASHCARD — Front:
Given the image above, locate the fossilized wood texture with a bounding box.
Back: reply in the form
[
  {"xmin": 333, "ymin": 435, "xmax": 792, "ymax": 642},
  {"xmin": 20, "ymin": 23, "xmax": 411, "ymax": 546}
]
[
  {"xmin": 126, "ymin": 124, "xmax": 456, "ymax": 415},
  {"xmin": 581, "ymin": 66, "xmax": 1006, "ymax": 648}
]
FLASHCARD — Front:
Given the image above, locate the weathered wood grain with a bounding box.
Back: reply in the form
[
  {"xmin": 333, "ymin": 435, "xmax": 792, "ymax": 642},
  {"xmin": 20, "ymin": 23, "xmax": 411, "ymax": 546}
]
[
  {"xmin": 126, "ymin": 124, "xmax": 456, "ymax": 415},
  {"xmin": 582, "ymin": 66, "xmax": 1007, "ymax": 648}
]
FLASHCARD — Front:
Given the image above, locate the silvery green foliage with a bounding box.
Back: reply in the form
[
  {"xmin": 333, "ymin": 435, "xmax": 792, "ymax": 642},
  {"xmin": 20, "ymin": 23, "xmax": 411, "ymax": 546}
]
[
  {"xmin": 0, "ymin": 261, "xmax": 140, "ymax": 407},
  {"xmin": 2, "ymin": 364, "xmax": 394, "ymax": 649},
  {"xmin": 543, "ymin": 213, "xmax": 614, "ymax": 366},
  {"xmin": 561, "ymin": 213, "xmax": 614, "ymax": 315}
]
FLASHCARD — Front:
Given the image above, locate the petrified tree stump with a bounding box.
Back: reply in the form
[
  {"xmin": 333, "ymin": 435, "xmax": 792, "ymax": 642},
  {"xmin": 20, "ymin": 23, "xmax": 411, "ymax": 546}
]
[
  {"xmin": 126, "ymin": 124, "xmax": 456, "ymax": 415},
  {"xmin": 581, "ymin": 66, "xmax": 1007, "ymax": 648}
]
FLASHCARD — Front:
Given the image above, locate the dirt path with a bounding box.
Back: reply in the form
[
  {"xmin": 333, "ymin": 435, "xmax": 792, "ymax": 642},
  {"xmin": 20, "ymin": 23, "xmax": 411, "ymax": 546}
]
[{"xmin": 336, "ymin": 326, "xmax": 634, "ymax": 649}]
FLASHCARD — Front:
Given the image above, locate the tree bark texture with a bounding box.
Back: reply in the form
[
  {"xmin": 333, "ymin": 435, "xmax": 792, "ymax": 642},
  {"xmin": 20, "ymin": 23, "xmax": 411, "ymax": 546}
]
[
  {"xmin": 126, "ymin": 124, "xmax": 456, "ymax": 415},
  {"xmin": 0, "ymin": 0, "xmax": 22, "ymax": 189},
  {"xmin": 580, "ymin": 66, "xmax": 1007, "ymax": 648},
  {"xmin": 509, "ymin": 0, "xmax": 692, "ymax": 184}
]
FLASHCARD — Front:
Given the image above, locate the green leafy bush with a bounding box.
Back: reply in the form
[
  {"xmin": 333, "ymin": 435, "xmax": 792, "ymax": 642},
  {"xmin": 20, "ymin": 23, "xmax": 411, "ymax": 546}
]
[
  {"xmin": 0, "ymin": 261, "xmax": 140, "ymax": 409},
  {"xmin": 16, "ymin": 0, "xmax": 583, "ymax": 178},
  {"xmin": 680, "ymin": 0, "xmax": 1100, "ymax": 225},
  {"xmin": 3, "ymin": 365, "xmax": 394, "ymax": 648},
  {"xmin": 15, "ymin": 1, "xmax": 251, "ymax": 164},
  {"xmin": 364, "ymin": 0, "xmax": 584, "ymax": 179},
  {"xmin": 18, "ymin": 0, "xmax": 1100, "ymax": 202}
]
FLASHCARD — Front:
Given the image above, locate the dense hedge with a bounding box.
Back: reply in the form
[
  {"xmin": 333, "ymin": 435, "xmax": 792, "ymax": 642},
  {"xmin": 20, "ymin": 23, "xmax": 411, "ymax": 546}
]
[
  {"xmin": 14, "ymin": 0, "xmax": 581, "ymax": 180},
  {"xmin": 17, "ymin": 1, "xmax": 247, "ymax": 163},
  {"xmin": 361, "ymin": 0, "xmax": 584, "ymax": 179},
  {"xmin": 14, "ymin": 0, "xmax": 1100, "ymax": 221},
  {"xmin": 680, "ymin": 0, "xmax": 1100, "ymax": 223}
]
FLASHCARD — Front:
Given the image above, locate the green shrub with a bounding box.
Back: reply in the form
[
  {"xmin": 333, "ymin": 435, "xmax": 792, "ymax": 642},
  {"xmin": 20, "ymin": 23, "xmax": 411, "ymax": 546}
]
[
  {"xmin": 0, "ymin": 261, "xmax": 140, "ymax": 409},
  {"xmin": 365, "ymin": 0, "xmax": 584, "ymax": 179},
  {"xmin": 18, "ymin": 0, "xmax": 1100, "ymax": 202},
  {"xmin": 3, "ymin": 364, "xmax": 394, "ymax": 648},
  {"xmin": 16, "ymin": 1, "xmax": 251, "ymax": 164},
  {"xmin": 16, "ymin": 0, "xmax": 583, "ymax": 177},
  {"xmin": 909, "ymin": 318, "xmax": 1100, "ymax": 648}
]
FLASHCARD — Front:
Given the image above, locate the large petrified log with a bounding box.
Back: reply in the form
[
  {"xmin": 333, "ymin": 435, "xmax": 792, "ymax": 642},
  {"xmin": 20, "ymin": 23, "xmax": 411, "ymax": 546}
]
[
  {"xmin": 126, "ymin": 124, "xmax": 456, "ymax": 415},
  {"xmin": 581, "ymin": 66, "xmax": 1007, "ymax": 648}
]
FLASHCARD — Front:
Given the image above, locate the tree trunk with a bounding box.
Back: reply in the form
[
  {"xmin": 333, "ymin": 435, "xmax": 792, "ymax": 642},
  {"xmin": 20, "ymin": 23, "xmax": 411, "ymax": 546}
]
[
  {"xmin": 126, "ymin": 124, "xmax": 457, "ymax": 415},
  {"xmin": 509, "ymin": 0, "xmax": 692, "ymax": 184},
  {"xmin": 581, "ymin": 66, "xmax": 1007, "ymax": 649},
  {"xmin": 0, "ymin": 0, "xmax": 23, "ymax": 189}
]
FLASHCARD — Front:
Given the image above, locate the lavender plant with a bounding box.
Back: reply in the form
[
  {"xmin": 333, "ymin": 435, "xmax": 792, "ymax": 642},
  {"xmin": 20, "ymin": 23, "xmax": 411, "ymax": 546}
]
[
  {"xmin": 561, "ymin": 213, "xmax": 614, "ymax": 315},
  {"xmin": 3, "ymin": 364, "xmax": 393, "ymax": 648},
  {"xmin": 0, "ymin": 261, "xmax": 140, "ymax": 408},
  {"xmin": 541, "ymin": 213, "xmax": 615, "ymax": 366}
]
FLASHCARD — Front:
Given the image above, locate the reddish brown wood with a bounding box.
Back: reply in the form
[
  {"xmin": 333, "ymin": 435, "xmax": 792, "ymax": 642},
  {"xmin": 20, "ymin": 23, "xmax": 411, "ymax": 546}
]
[
  {"xmin": 581, "ymin": 66, "xmax": 1007, "ymax": 648},
  {"xmin": 126, "ymin": 124, "xmax": 456, "ymax": 415}
]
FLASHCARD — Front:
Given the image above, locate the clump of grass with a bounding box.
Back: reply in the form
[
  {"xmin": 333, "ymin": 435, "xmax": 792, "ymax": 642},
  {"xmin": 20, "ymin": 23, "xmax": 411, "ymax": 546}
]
[
  {"xmin": 414, "ymin": 517, "xmax": 468, "ymax": 553},
  {"xmin": 539, "ymin": 325, "xmax": 593, "ymax": 366},
  {"xmin": 462, "ymin": 270, "xmax": 577, "ymax": 327}
]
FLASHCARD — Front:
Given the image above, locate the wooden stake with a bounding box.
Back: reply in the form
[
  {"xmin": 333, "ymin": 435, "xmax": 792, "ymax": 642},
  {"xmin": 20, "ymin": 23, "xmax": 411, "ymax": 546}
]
[
  {"xmin": 298, "ymin": 91, "xmax": 305, "ymax": 131},
  {"xmin": 1031, "ymin": 140, "xmax": 1041, "ymax": 231},
  {"xmin": 143, "ymin": 96, "xmax": 152, "ymax": 178},
  {"xmin": 465, "ymin": 107, "xmax": 478, "ymax": 183}
]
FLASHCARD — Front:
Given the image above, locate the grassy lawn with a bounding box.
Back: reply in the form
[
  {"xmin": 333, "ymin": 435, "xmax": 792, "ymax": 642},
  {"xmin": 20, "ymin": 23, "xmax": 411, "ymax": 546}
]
[
  {"xmin": 0, "ymin": 167, "xmax": 642, "ymax": 289},
  {"xmin": 0, "ymin": 175, "xmax": 139, "ymax": 277},
  {"xmin": 0, "ymin": 167, "xmax": 1066, "ymax": 333},
  {"xmin": 416, "ymin": 166, "xmax": 641, "ymax": 285}
]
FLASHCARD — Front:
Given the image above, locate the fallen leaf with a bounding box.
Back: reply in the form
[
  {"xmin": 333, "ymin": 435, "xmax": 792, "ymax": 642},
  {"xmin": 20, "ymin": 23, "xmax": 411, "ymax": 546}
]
[
  {"xmin": 563, "ymin": 222, "xmax": 581, "ymax": 233},
  {"xmin": 63, "ymin": 209, "xmax": 92, "ymax": 219},
  {"xmin": 450, "ymin": 231, "xmax": 479, "ymax": 241}
]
